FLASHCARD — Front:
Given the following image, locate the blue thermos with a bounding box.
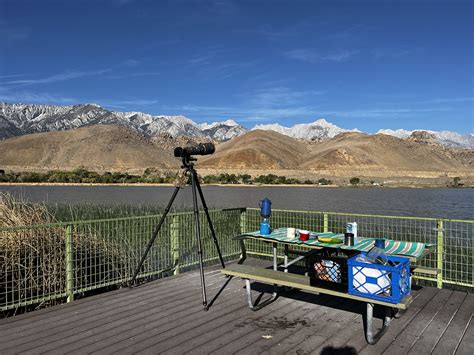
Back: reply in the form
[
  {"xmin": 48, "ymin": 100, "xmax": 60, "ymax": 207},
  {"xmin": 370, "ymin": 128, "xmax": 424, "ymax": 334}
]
[{"xmin": 259, "ymin": 198, "xmax": 272, "ymax": 235}]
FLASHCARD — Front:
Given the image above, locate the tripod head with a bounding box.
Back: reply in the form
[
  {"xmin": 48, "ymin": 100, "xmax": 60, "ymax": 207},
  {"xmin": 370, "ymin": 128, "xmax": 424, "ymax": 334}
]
[{"xmin": 181, "ymin": 155, "xmax": 197, "ymax": 169}]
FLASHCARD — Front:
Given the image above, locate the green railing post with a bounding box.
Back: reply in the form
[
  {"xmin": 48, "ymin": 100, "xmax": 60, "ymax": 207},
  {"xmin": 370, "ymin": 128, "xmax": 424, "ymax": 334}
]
[
  {"xmin": 240, "ymin": 209, "xmax": 247, "ymax": 234},
  {"xmin": 323, "ymin": 213, "xmax": 329, "ymax": 232},
  {"xmin": 65, "ymin": 225, "xmax": 74, "ymax": 303},
  {"xmin": 171, "ymin": 215, "xmax": 180, "ymax": 275},
  {"xmin": 437, "ymin": 219, "xmax": 443, "ymax": 289}
]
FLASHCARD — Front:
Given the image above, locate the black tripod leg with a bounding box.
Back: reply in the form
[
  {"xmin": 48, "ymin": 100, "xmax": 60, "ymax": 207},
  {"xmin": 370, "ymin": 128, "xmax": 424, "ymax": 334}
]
[
  {"xmin": 130, "ymin": 186, "xmax": 181, "ymax": 286},
  {"xmin": 191, "ymin": 171, "xmax": 208, "ymax": 310},
  {"xmin": 193, "ymin": 172, "xmax": 225, "ymax": 269}
]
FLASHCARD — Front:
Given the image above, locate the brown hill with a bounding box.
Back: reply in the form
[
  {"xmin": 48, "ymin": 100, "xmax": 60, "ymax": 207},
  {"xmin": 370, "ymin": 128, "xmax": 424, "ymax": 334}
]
[
  {"xmin": 303, "ymin": 132, "xmax": 472, "ymax": 171},
  {"xmin": 198, "ymin": 130, "xmax": 472, "ymax": 176},
  {"xmin": 0, "ymin": 127, "xmax": 472, "ymax": 183},
  {"xmin": 0, "ymin": 125, "xmax": 177, "ymax": 172},
  {"xmin": 199, "ymin": 130, "xmax": 310, "ymax": 169}
]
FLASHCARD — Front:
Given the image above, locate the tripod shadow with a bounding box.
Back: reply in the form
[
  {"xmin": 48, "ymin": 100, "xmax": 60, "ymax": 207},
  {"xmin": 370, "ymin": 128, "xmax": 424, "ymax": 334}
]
[{"xmin": 206, "ymin": 274, "xmax": 234, "ymax": 309}]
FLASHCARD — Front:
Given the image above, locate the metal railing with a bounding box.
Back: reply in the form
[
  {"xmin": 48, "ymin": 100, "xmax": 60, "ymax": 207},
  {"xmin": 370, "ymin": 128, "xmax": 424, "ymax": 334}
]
[
  {"xmin": 0, "ymin": 208, "xmax": 243, "ymax": 312},
  {"xmin": 1, "ymin": 208, "xmax": 472, "ymax": 313}
]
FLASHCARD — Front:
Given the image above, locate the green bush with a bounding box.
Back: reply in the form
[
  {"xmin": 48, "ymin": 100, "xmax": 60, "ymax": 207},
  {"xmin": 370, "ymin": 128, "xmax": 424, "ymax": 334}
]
[
  {"xmin": 318, "ymin": 178, "xmax": 332, "ymax": 185},
  {"xmin": 349, "ymin": 177, "xmax": 360, "ymax": 186}
]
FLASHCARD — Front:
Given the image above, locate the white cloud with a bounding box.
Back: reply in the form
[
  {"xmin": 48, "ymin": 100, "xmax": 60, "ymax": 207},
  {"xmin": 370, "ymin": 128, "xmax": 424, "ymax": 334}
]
[
  {"xmin": 285, "ymin": 48, "xmax": 359, "ymax": 63},
  {"xmin": 248, "ymin": 87, "xmax": 325, "ymax": 107},
  {"xmin": 100, "ymin": 99, "xmax": 159, "ymax": 109},
  {"xmin": 0, "ymin": 90, "xmax": 76, "ymax": 104},
  {"xmin": 3, "ymin": 69, "xmax": 113, "ymax": 86}
]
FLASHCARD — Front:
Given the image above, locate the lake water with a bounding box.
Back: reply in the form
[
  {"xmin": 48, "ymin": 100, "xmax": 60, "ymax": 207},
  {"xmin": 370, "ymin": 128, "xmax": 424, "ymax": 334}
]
[{"xmin": 1, "ymin": 185, "xmax": 473, "ymax": 220}]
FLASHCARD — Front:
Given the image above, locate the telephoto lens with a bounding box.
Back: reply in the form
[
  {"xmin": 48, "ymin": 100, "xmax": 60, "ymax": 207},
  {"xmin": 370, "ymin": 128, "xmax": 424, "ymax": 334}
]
[{"xmin": 174, "ymin": 143, "xmax": 215, "ymax": 157}]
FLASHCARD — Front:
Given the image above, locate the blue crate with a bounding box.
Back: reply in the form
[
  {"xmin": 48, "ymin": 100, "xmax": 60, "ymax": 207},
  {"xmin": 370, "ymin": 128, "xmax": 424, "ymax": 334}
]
[{"xmin": 348, "ymin": 253, "xmax": 411, "ymax": 304}]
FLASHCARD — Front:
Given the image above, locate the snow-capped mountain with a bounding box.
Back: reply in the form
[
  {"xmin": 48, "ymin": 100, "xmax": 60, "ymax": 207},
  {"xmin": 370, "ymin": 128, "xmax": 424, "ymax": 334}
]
[
  {"xmin": 1, "ymin": 102, "xmax": 472, "ymax": 148},
  {"xmin": 0, "ymin": 102, "xmax": 247, "ymax": 141},
  {"xmin": 377, "ymin": 129, "xmax": 474, "ymax": 148},
  {"xmin": 253, "ymin": 118, "xmax": 360, "ymax": 140},
  {"xmin": 199, "ymin": 120, "xmax": 245, "ymax": 140}
]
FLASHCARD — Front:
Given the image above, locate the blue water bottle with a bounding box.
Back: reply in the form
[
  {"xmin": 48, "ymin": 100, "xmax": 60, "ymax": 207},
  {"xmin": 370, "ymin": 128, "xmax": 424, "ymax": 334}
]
[{"xmin": 260, "ymin": 218, "xmax": 271, "ymax": 235}]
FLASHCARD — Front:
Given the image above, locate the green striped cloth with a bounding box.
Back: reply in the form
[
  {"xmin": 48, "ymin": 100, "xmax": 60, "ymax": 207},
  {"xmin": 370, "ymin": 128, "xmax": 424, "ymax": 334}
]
[{"xmin": 239, "ymin": 227, "xmax": 431, "ymax": 258}]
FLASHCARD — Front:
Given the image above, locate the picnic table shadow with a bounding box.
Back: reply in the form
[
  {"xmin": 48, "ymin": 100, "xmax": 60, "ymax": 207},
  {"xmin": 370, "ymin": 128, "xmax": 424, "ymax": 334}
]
[{"xmin": 213, "ymin": 265, "xmax": 421, "ymax": 340}]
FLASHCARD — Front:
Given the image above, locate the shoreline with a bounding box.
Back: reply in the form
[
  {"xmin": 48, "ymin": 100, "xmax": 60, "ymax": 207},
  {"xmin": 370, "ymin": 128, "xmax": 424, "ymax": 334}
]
[
  {"xmin": 0, "ymin": 182, "xmax": 469, "ymax": 188},
  {"xmin": 0, "ymin": 182, "xmax": 337, "ymax": 187}
]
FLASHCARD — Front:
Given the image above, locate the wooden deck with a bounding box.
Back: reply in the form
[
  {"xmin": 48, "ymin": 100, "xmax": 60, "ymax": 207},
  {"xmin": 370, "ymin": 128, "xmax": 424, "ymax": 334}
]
[{"xmin": 0, "ymin": 260, "xmax": 472, "ymax": 354}]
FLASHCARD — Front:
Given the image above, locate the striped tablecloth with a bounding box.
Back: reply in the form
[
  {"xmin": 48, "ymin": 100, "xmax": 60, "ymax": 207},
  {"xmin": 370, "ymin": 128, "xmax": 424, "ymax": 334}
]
[{"xmin": 239, "ymin": 228, "xmax": 431, "ymax": 259}]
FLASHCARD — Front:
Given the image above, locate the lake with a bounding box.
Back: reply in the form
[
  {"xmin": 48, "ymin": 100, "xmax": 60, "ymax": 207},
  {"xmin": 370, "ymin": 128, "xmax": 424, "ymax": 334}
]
[{"xmin": 1, "ymin": 185, "xmax": 473, "ymax": 220}]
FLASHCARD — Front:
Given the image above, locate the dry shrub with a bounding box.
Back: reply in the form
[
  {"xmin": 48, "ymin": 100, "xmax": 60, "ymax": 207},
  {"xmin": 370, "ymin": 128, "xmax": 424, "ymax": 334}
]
[
  {"xmin": 0, "ymin": 193, "xmax": 126, "ymax": 315},
  {"xmin": 0, "ymin": 192, "xmax": 56, "ymax": 227}
]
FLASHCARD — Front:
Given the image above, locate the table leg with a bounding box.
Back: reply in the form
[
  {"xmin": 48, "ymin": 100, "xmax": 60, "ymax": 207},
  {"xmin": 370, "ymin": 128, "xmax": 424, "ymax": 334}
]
[
  {"xmin": 364, "ymin": 303, "xmax": 392, "ymax": 345},
  {"xmin": 238, "ymin": 239, "xmax": 247, "ymax": 264},
  {"xmin": 245, "ymin": 278, "xmax": 278, "ymax": 311},
  {"xmin": 273, "ymin": 242, "xmax": 278, "ymax": 270},
  {"xmin": 284, "ymin": 244, "xmax": 289, "ymax": 273}
]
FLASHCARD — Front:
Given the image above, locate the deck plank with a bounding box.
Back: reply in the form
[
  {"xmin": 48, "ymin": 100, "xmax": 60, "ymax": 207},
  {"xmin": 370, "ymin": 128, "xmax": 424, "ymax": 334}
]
[
  {"xmin": 432, "ymin": 293, "xmax": 474, "ymax": 355},
  {"xmin": 252, "ymin": 295, "xmax": 343, "ymax": 355},
  {"xmin": 0, "ymin": 271, "xmax": 224, "ymax": 346},
  {"xmin": 68, "ymin": 287, "xmax": 244, "ymax": 354},
  {"xmin": 0, "ymin": 276, "xmax": 204, "ymax": 340},
  {"xmin": 0, "ymin": 270, "xmax": 203, "ymax": 328},
  {"xmin": 27, "ymin": 275, "xmax": 235, "ymax": 354},
  {"xmin": 408, "ymin": 291, "xmax": 467, "ymax": 354},
  {"xmin": 232, "ymin": 294, "xmax": 342, "ymax": 355},
  {"xmin": 358, "ymin": 286, "xmax": 440, "ymax": 355},
  {"xmin": 0, "ymin": 259, "xmax": 471, "ymax": 355},
  {"xmin": 383, "ymin": 288, "xmax": 453, "ymax": 354},
  {"xmin": 456, "ymin": 316, "xmax": 474, "ymax": 355},
  {"xmin": 24, "ymin": 289, "xmax": 234, "ymax": 354}
]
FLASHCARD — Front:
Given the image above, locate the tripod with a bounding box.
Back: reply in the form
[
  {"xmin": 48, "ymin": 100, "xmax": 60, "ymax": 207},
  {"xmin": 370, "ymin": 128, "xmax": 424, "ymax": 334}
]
[{"xmin": 130, "ymin": 155, "xmax": 225, "ymax": 311}]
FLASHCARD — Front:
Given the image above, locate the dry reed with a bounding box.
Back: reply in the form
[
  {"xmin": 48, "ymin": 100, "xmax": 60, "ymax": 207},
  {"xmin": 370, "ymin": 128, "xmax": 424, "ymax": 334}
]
[{"xmin": 0, "ymin": 193, "xmax": 125, "ymax": 315}]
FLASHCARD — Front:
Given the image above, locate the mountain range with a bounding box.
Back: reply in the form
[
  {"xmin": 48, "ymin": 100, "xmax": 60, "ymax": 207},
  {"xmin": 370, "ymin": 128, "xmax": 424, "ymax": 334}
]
[
  {"xmin": 1, "ymin": 102, "xmax": 473, "ymax": 148},
  {"xmin": 0, "ymin": 103, "xmax": 246, "ymax": 142},
  {"xmin": 1, "ymin": 125, "xmax": 471, "ymax": 187}
]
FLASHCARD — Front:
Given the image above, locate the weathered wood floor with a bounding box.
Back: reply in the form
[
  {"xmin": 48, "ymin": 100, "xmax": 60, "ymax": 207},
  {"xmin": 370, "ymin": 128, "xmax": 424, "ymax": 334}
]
[{"xmin": 0, "ymin": 260, "xmax": 472, "ymax": 354}]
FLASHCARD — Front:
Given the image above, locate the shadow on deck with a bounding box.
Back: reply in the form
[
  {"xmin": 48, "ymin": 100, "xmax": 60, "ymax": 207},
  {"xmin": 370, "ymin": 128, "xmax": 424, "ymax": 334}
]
[{"xmin": 0, "ymin": 259, "xmax": 472, "ymax": 354}]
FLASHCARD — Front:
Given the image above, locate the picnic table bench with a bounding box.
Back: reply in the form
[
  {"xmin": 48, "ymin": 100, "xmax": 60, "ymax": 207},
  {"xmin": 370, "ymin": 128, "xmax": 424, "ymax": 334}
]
[{"xmin": 221, "ymin": 228, "xmax": 435, "ymax": 345}]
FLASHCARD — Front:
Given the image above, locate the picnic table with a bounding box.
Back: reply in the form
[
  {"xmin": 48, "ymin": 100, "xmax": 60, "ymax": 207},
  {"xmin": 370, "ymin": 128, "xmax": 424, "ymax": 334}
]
[{"xmin": 222, "ymin": 227, "xmax": 435, "ymax": 345}]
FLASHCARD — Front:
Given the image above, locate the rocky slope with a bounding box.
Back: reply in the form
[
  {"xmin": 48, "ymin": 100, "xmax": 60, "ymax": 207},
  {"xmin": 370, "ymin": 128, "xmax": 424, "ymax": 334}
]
[{"xmin": 199, "ymin": 130, "xmax": 310, "ymax": 169}]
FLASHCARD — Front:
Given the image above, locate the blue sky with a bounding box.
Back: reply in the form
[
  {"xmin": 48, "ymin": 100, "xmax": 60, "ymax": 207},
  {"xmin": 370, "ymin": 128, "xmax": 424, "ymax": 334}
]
[{"xmin": 0, "ymin": 0, "xmax": 472, "ymax": 133}]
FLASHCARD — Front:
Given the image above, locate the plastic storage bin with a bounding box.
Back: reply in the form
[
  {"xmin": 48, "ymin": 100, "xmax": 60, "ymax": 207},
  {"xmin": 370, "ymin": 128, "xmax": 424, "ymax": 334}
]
[
  {"xmin": 307, "ymin": 251, "xmax": 349, "ymax": 292},
  {"xmin": 348, "ymin": 253, "xmax": 410, "ymax": 304}
]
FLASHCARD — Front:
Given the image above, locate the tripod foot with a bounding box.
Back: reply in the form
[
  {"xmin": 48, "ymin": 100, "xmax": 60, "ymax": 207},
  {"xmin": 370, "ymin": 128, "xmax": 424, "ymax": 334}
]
[{"xmin": 203, "ymin": 304, "xmax": 209, "ymax": 311}]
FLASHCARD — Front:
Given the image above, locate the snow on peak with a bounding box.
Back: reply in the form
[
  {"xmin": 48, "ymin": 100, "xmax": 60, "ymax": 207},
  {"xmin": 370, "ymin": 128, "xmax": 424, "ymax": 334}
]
[
  {"xmin": 199, "ymin": 119, "xmax": 239, "ymax": 130},
  {"xmin": 311, "ymin": 118, "xmax": 331, "ymax": 126},
  {"xmin": 0, "ymin": 102, "xmax": 248, "ymax": 141},
  {"xmin": 377, "ymin": 129, "xmax": 413, "ymax": 138},
  {"xmin": 377, "ymin": 128, "xmax": 474, "ymax": 148},
  {"xmin": 253, "ymin": 118, "xmax": 357, "ymax": 140},
  {"xmin": 2, "ymin": 102, "xmax": 471, "ymax": 147}
]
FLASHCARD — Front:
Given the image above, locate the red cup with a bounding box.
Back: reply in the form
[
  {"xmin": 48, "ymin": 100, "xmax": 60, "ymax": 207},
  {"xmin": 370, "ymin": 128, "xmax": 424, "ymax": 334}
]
[{"xmin": 299, "ymin": 230, "xmax": 309, "ymax": 241}]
